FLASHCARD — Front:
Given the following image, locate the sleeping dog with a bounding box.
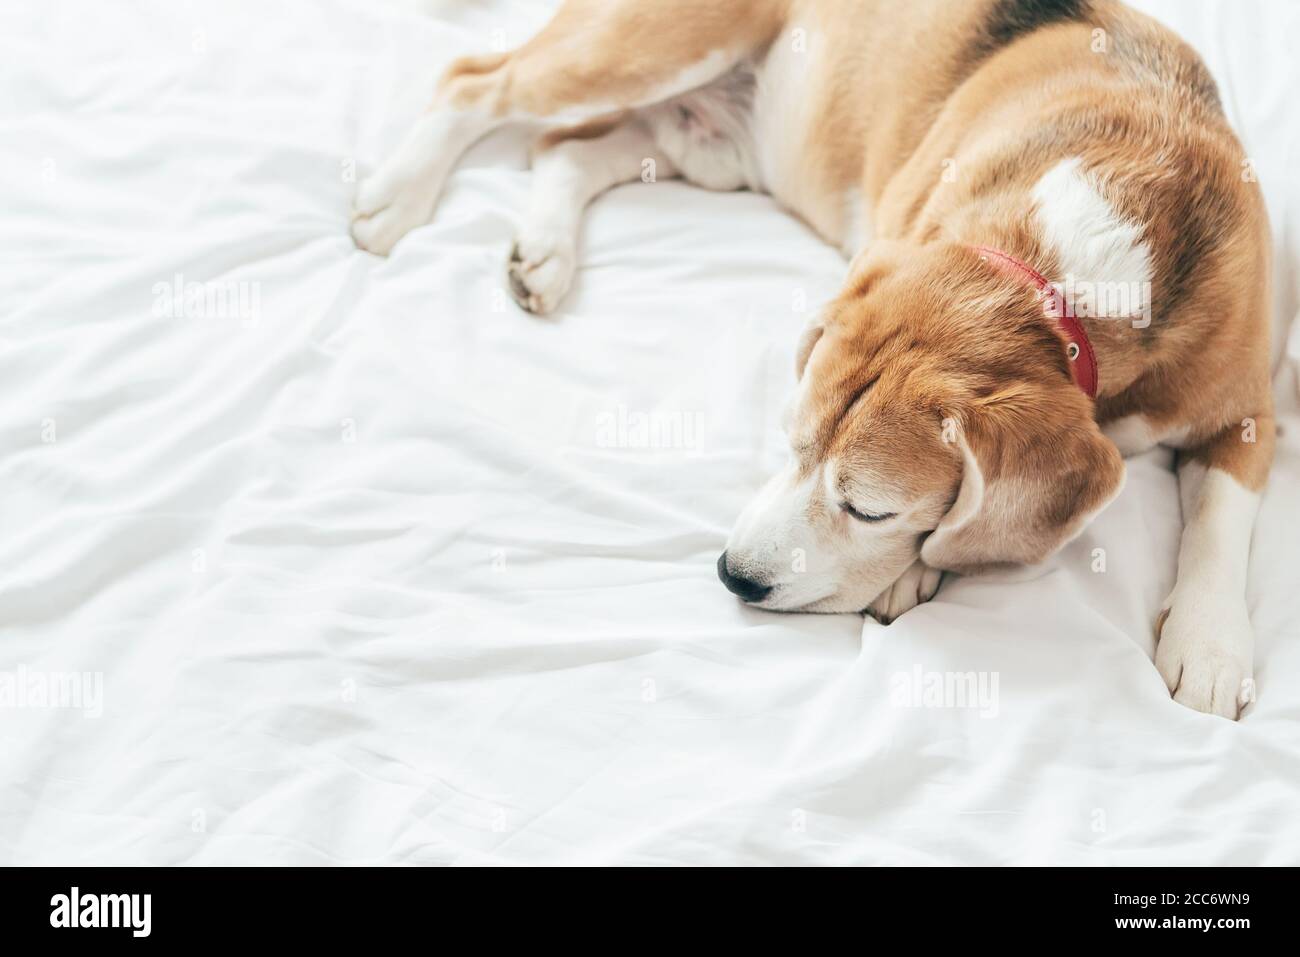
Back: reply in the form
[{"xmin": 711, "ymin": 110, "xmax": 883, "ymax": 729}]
[{"xmin": 351, "ymin": 0, "xmax": 1274, "ymax": 719}]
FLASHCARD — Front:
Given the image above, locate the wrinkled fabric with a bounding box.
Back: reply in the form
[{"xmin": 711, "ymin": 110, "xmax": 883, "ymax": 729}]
[{"xmin": 1, "ymin": 0, "xmax": 1298, "ymax": 865}]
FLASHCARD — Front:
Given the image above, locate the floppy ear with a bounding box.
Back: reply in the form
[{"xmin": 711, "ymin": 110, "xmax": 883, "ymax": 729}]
[
  {"xmin": 921, "ymin": 388, "xmax": 1125, "ymax": 572},
  {"xmin": 794, "ymin": 320, "xmax": 824, "ymax": 379}
]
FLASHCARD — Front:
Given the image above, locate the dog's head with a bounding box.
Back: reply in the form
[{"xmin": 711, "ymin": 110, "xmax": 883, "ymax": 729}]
[{"xmin": 719, "ymin": 241, "xmax": 1125, "ymax": 613}]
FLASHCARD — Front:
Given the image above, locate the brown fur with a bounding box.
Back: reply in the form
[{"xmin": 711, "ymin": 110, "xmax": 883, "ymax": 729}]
[{"xmin": 419, "ymin": 0, "xmax": 1272, "ymax": 565}]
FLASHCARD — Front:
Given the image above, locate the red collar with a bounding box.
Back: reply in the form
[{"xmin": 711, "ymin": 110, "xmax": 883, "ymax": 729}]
[{"xmin": 971, "ymin": 245, "xmax": 1099, "ymax": 399}]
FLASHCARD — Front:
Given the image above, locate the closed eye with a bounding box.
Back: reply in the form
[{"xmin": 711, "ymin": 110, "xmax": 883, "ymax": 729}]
[{"xmin": 841, "ymin": 502, "xmax": 897, "ymax": 523}]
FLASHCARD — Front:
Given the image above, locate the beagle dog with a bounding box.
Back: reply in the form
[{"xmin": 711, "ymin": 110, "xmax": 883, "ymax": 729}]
[{"xmin": 351, "ymin": 0, "xmax": 1274, "ymax": 719}]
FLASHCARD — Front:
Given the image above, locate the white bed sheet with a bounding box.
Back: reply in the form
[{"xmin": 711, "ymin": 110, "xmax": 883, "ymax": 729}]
[{"xmin": 1, "ymin": 0, "xmax": 1298, "ymax": 865}]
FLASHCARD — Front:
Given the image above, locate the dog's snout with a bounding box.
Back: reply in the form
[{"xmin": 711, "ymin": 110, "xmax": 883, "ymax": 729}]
[{"xmin": 716, "ymin": 551, "xmax": 772, "ymax": 603}]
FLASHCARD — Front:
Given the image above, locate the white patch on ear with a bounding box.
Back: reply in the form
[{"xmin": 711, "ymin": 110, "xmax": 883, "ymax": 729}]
[{"xmin": 1032, "ymin": 157, "xmax": 1152, "ymax": 323}]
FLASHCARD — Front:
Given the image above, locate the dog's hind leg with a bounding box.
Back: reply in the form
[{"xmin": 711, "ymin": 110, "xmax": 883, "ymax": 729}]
[
  {"xmin": 351, "ymin": 0, "xmax": 782, "ymax": 255},
  {"xmin": 507, "ymin": 117, "xmax": 676, "ymax": 314},
  {"xmin": 351, "ymin": 52, "xmax": 510, "ymax": 256},
  {"xmin": 1155, "ymin": 414, "xmax": 1275, "ymax": 719}
]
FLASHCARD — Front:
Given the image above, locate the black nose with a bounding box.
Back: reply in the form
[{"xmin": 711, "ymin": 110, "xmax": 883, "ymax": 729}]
[{"xmin": 717, "ymin": 551, "xmax": 772, "ymax": 603}]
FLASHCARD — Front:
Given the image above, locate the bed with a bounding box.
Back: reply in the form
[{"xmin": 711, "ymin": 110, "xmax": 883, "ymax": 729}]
[{"xmin": 2, "ymin": 0, "xmax": 1298, "ymax": 865}]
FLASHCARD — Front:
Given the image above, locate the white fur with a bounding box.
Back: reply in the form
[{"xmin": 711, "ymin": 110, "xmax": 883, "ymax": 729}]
[
  {"xmin": 352, "ymin": 110, "xmax": 500, "ymax": 255},
  {"xmin": 1103, "ymin": 415, "xmax": 1192, "ymax": 456},
  {"xmin": 509, "ymin": 120, "xmax": 672, "ymax": 313},
  {"xmin": 647, "ymin": 26, "xmax": 869, "ymax": 246},
  {"xmin": 545, "ymin": 51, "xmax": 744, "ymax": 126},
  {"xmin": 353, "ymin": 50, "xmax": 740, "ymax": 257},
  {"xmin": 724, "ymin": 464, "xmax": 822, "ymax": 605},
  {"xmin": 749, "ymin": 27, "xmax": 816, "ymax": 196},
  {"xmin": 1032, "ymin": 157, "xmax": 1153, "ymax": 323},
  {"xmin": 523, "ymin": 50, "xmax": 743, "ymax": 125},
  {"xmin": 644, "ymin": 62, "xmax": 760, "ymax": 191},
  {"xmin": 637, "ymin": 50, "xmax": 739, "ymax": 110},
  {"xmin": 724, "ymin": 456, "xmax": 935, "ymax": 614},
  {"xmin": 1156, "ymin": 464, "xmax": 1261, "ymax": 718},
  {"xmin": 748, "ymin": 25, "xmax": 851, "ymax": 241}
]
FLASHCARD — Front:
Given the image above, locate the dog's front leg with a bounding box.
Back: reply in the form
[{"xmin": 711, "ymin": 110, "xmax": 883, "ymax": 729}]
[
  {"xmin": 1156, "ymin": 417, "xmax": 1274, "ymax": 719},
  {"xmin": 508, "ymin": 118, "xmax": 676, "ymax": 314}
]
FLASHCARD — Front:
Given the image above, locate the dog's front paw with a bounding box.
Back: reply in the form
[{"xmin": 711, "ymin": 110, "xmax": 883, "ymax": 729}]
[
  {"xmin": 866, "ymin": 561, "xmax": 943, "ymax": 625},
  {"xmin": 350, "ymin": 172, "xmax": 435, "ymax": 256},
  {"xmin": 506, "ymin": 230, "xmax": 576, "ymax": 315},
  {"xmin": 1155, "ymin": 596, "xmax": 1254, "ymax": 720}
]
